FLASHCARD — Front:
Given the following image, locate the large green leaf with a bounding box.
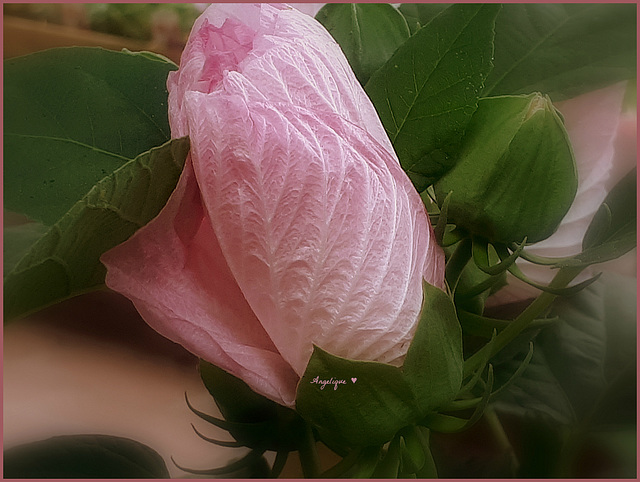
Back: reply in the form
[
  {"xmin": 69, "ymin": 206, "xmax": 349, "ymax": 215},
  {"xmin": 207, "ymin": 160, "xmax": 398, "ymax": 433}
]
[
  {"xmin": 296, "ymin": 347, "xmax": 419, "ymax": 448},
  {"xmin": 403, "ymin": 282, "xmax": 463, "ymax": 413},
  {"xmin": 3, "ymin": 222, "xmax": 48, "ymax": 277},
  {"xmin": 3, "ymin": 434, "xmax": 169, "ymax": 478},
  {"xmin": 316, "ymin": 4, "xmax": 410, "ymax": 85},
  {"xmin": 484, "ymin": 4, "xmax": 637, "ymax": 100},
  {"xmin": 4, "ymin": 137, "xmax": 189, "ymax": 322},
  {"xmin": 365, "ymin": 4, "xmax": 500, "ymax": 190},
  {"xmin": 4, "ymin": 47, "xmax": 177, "ymax": 225},
  {"xmin": 398, "ymin": 4, "xmax": 450, "ymax": 29}
]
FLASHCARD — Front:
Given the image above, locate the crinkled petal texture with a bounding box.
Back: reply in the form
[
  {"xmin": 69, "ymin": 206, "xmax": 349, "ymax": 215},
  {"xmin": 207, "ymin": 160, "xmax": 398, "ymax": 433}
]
[
  {"xmin": 489, "ymin": 83, "xmax": 628, "ymax": 305},
  {"xmin": 167, "ymin": 3, "xmax": 394, "ymax": 155},
  {"xmin": 102, "ymin": 3, "xmax": 444, "ymax": 407}
]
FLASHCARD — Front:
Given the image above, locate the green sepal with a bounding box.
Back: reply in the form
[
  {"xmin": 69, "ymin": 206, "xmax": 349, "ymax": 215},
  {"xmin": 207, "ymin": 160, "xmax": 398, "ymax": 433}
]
[
  {"xmin": 445, "ymin": 237, "xmax": 472, "ymax": 293},
  {"xmin": 372, "ymin": 434, "xmax": 402, "ymax": 478},
  {"xmin": 420, "ymin": 413, "xmax": 468, "ymax": 433},
  {"xmin": 454, "ymin": 244, "xmax": 507, "ymax": 314},
  {"xmin": 296, "ymin": 346, "xmax": 418, "ymax": 448},
  {"xmin": 3, "ymin": 137, "xmax": 189, "ymax": 322},
  {"xmin": 515, "ymin": 247, "xmax": 575, "ymax": 266},
  {"xmin": 441, "ymin": 227, "xmax": 468, "ymax": 248},
  {"xmin": 472, "ymin": 238, "xmax": 526, "ymax": 276},
  {"xmin": 346, "ymin": 446, "xmax": 383, "ymax": 479},
  {"xmin": 435, "ymin": 94, "xmax": 577, "ymax": 244},
  {"xmin": 398, "ymin": 426, "xmax": 429, "ymax": 474},
  {"xmin": 434, "ymin": 191, "xmax": 453, "ymax": 246},
  {"xmin": 490, "ymin": 342, "xmax": 535, "ymax": 401},
  {"xmin": 297, "ymin": 283, "xmax": 464, "ymax": 448},
  {"xmin": 506, "ymin": 261, "xmax": 601, "ymax": 296},
  {"xmin": 403, "ymin": 282, "xmax": 464, "ymax": 413},
  {"xmin": 414, "ymin": 429, "xmax": 439, "ymax": 478},
  {"xmin": 199, "ymin": 361, "xmax": 306, "ymax": 452},
  {"xmin": 421, "ymin": 364, "xmax": 492, "ymax": 435},
  {"xmin": 459, "ymin": 310, "xmax": 557, "ymax": 339}
]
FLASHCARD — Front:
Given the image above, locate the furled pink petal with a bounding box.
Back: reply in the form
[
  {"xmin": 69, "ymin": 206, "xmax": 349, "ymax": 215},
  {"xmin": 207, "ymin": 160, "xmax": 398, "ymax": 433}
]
[
  {"xmin": 168, "ymin": 3, "xmax": 394, "ymax": 155},
  {"xmin": 184, "ymin": 72, "xmax": 443, "ymax": 374},
  {"xmin": 102, "ymin": 163, "xmax": 299, "ymax": 405},
  {"xmin": 490, "ymin": 83, "xmax": 629, "ymax": 305},
  {"xmin": 289, "ymin": 3, "xmax": 325, "ymax": 17},
  {"xmin": 103, "ymin": 3, "xmax": 444, "ymax": 406}
]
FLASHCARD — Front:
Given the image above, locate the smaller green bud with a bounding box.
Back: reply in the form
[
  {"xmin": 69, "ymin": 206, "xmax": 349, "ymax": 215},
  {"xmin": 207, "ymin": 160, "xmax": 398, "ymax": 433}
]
[{"xmin": 435, "ymin": 93, "xmax": 577, "ymax": 244}]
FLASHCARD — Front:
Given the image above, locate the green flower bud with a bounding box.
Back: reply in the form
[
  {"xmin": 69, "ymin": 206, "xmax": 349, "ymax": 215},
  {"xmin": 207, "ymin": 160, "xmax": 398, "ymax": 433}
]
[{"xmin": 435, "ymin": 93, "xmax": 577, "ymax": 244}]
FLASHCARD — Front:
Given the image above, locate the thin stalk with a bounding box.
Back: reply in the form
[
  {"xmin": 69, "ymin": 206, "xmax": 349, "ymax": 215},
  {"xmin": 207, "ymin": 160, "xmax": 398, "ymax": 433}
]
[
  {"xmin": 298, "ymin": 423, "xmax": 320, "ymax": 478},
  {"xmin": 465, "ymin": 266, "xmax": 583, "ymax": 376}
]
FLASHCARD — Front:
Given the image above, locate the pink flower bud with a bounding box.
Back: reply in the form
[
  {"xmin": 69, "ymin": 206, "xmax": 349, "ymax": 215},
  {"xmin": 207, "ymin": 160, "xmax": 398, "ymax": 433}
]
[{"xmin": 102, "ymin": 4, "xmax": 444, "ymax": 406}]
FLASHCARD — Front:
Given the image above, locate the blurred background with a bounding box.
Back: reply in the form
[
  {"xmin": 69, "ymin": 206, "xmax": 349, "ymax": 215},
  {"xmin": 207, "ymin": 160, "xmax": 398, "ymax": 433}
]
[{"xmin": 4, "ymin": 3, "xmax": 206, "ymax": 63}]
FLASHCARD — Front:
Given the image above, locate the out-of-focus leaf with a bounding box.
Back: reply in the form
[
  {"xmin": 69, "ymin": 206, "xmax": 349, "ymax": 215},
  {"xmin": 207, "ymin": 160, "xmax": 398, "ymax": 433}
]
[
  {"xmin": 316, "ymin": 3, "xmax": 410, "ymax": 85},
  {"xmin": 570, "ymin": 168, "xmax": 637, "ymax": 266},
  {"xmin": 3, "ymin": 222, "xmax": 48, "ymax": 277},
  {"xmin": 4, "ymin": 47, "xmax": 177, "ymax": 225},
  {"xmin": 3, "ymin": 435, "xmax": 169, "ymax": 478},
  {"xmin": 484, "ymin": 4, "xmax": 637, "ymax": 100},
  {"xmin": 3, "ymin": 137, "xmax": 189, "ymax": 322},
  {"xmin": 365, "ymin": 4, "xmax": 500, "ymax": 190},
  {"xmin": 492, "ymin": 273, "xmax": 637, "ymax": 425}
]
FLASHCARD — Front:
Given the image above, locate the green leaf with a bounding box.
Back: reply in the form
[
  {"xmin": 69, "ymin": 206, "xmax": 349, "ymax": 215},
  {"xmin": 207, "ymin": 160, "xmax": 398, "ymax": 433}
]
[
  {"xmin": 3, "ymin": 435, "xmax": 169, "ymax": 478},
  {"xmin": 199, "ymin": 360, "xmax": 305, "ymax": 451},
  {"xmin": 4, "ymin": 47, "xmax": 177, "ymax": 225},
  {"xmin": 316, "ymin": 4, "xmax": 410, "ymax": 85},
  {"xmin": 573, "ymin": 167, "xmax": 637, "ymax": 266},
  {"xmin": 3, "ymin": 137, "xmax": 189, "ymax": 322},
  {"xmin": 398, "ymin": 4, "xmax": 451, "ymax": 28},
  {"xmin": 371, "ymin": 435, "xmax": 401, "ymax": 478},
  {"xmin": 3, "ymin": 222, "xmax": 48, "ymax": 277},
  {"xmin": 403, "ymin": 282, "xmax": 463, "ymax": 413},
  {"xmin": 485, "ymin": 4, "xmax": 637, "ymax": 100},
  {"xmin": 399, "ymin": 426, "xmax": 429, "ymax": 475},
  {"xmin": 365, "ymin": 4, "xmax": 500, "ymax": 189},
  {"xmin": 492, "ymin": 273, "xmax": 637, "ymax": 425},
  {"xmin": 296, "ymin": 346, "xmax": 418, "ymax": 448},
  {"xmin": 435, "ymin": 94, "xmax": 577, "ymax": 244}
]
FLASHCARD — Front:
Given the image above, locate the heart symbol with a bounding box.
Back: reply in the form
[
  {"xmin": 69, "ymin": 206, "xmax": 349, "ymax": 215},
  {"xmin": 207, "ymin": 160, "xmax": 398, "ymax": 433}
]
[{"xmin": 351, "ymin": 378, "xmax": 357, "ymax": 384}]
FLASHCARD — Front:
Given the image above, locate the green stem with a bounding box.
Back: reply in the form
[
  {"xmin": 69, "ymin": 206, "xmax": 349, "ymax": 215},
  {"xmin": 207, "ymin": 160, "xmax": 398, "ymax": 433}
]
[
  {"xmin": 465, "ymin": 266, "xmax": 583, "ymax": 376},
  {"xmin": 298, "ymin": 423, "xmax": 320, "ymax": 478}
]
